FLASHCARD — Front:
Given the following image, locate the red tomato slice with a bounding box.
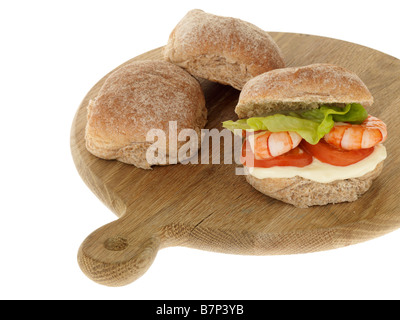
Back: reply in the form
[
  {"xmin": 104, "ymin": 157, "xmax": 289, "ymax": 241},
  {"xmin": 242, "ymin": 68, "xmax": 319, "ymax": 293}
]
[
  {"xmin": 301, "ymin": 140, "xmax": 374, "ymax": 166},
  {"xmin": 241, "ymin": 139, "xmax": 313, "ymax": 168}
]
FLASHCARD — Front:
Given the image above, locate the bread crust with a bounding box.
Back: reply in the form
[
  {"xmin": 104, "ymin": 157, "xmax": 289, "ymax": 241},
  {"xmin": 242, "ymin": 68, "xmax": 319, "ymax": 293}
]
[
  {"xmin": 163, "ymin": 9, "xmax": 285, "ymax": 90},
  {"xmin": 85, "ymin": 60, "xmax": 207, "ymax": 169},
  {"xmin": 235, "ymin": 63, "xmax": 374, "ymax": 118},
  {"xmin": 245, "ymin": 161, "xmax": 384, "ymax": 208}
]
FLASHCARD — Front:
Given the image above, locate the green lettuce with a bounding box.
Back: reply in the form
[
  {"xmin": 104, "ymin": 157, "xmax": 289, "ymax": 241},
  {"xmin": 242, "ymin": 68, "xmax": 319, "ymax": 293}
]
[{"xmin": 222, "ymin": 103, "xmax": 367, "ymax": 144}]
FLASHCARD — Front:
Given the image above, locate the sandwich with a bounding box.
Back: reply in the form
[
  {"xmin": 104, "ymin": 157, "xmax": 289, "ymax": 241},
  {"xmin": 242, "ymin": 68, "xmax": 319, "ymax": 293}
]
[
  {"xmin": 163, "ymin": 9, "xmax": 285, "ymax": 90},
  {"xmin": 223, "ymin": 63, "xmax": 387, "ymax": 208},
  {"xmin": 85, "ymin": 60, "xmax": 207, "ymax": 169}
]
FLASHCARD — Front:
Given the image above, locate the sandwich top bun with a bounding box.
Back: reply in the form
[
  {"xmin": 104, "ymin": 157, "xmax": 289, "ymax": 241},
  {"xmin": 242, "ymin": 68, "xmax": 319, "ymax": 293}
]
[
  {"xmin": 235, "ymin": 63, "xmax": 374, "ymax": 118},
  {"xmin": 163, "ymin": 9, "xmax": 285, "ymax": 90},
  {"xmin": 85, "ymin": 60, "xmax": 207, "ymax": 169}
]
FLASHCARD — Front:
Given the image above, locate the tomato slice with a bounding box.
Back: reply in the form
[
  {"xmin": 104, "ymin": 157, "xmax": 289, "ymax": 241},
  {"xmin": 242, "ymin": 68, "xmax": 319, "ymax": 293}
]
[
  {"xmin": 301, "ymin": 140, "xmax": 374, "ymax": 166},
  {"xmin": 241, "ymin": 139, "xmax": 313, "ymax": 168}
]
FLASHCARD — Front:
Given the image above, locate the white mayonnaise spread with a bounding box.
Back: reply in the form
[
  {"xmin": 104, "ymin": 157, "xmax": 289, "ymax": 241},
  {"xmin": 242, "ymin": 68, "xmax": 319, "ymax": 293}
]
[{"xmin": 246, "ymin": 144, "xmax": 387, "ymax": 183}]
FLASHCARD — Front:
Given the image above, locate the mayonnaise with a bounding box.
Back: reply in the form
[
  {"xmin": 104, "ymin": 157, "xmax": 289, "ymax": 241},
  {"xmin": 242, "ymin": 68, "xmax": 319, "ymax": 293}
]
[{"xmin": 247, "ymin": 144, "xmax": 387, "ymax": 183}]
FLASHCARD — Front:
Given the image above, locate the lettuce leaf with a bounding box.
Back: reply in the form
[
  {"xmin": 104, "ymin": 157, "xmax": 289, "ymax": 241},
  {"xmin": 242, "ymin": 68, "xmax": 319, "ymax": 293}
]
[{"xmin": 222, "ymin": 103, "xmax": 368, "ymax": 144}]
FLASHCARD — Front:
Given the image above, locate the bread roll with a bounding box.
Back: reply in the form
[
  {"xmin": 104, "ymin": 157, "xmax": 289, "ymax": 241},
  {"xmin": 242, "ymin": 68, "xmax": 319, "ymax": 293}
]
[
  {"xmin": 163, "ymin": 9, "xmax": 285, "ymax": 90},
  {"xmin": 235, "ymin": 63, "xmax": 374, "ymax": 118},
  {"xmin": 85, "ymin": 60, "xmax": 207, "ymax": 169}
]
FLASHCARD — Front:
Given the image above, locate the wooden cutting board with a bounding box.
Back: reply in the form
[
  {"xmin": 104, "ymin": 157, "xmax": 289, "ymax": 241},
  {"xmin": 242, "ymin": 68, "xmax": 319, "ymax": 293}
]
[{"xmin": 71, "ymin": 32, "xmax": 400, "ymax": 287}]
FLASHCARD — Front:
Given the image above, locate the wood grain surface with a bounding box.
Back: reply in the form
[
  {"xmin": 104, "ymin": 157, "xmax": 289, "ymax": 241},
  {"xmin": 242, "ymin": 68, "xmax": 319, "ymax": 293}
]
[{"xmin": 71, "ymin": 32, "xmax": 400, "ymax": 287}]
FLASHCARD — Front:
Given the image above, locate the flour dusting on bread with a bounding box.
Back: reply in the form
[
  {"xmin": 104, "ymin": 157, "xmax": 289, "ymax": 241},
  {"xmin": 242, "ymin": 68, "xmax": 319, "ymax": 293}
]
[
  {"xmin": 163, "ymin": 9, "xmax": 285, "ymax": 90},
  {"xmin": 85, "ymin": 60, "xmax": 207, "ymax": 169}
]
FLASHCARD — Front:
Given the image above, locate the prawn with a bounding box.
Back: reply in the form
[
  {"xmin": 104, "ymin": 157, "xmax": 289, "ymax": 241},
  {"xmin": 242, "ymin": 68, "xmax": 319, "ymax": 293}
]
[
  {"xmin": 324, "ymin": 115, "xmax": 387, "ymax": 150},
  {"xmin": 248, "ymin": 131, "xmax": 302, "ymax": 160}
]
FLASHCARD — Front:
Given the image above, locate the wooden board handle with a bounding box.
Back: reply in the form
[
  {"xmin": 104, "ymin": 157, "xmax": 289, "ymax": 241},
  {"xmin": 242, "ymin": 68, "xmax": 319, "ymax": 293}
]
[{"xmin": 77, "ymin": 215, "xmax": 160, "ymax": 286}]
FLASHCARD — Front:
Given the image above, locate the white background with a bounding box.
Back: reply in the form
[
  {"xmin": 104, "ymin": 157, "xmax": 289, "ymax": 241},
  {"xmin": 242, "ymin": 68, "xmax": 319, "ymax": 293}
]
[{"xmin": 1, "ymin": 0, "xmax": 400, "ymax": 300}]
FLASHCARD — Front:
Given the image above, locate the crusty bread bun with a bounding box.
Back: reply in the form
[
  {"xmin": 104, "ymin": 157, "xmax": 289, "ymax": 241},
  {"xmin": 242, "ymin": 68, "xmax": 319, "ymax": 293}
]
[
  {"xmin": 235, "ymin": 63, "xmax": 374, "ymax": 118},
  {"xmin": 246, "ymin": 162, "xmax": 383, "ymax": 208},
  {"xmin": 85, "ymin": 60, "xmax": 207, "ymax": 169},
  {"xmin": 236, "ymin": 63, "xmax": 384, "ymax": 207},
  {"xmin": 163, "ymin": 9, "xmax": 285, "ymax": 90}
]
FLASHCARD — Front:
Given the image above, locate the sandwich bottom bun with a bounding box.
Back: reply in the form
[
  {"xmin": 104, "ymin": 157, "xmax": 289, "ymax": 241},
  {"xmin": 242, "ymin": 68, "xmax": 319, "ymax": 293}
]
[{"xmin": 245, "ymin": 161, "xmax": 384, "ymax": 208}]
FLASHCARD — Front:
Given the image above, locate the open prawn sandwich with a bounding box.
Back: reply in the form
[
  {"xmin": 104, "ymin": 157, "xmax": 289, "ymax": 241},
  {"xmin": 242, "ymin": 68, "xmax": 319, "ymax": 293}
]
[{"xmin": 223, "ymin": 63, "xmax": 387, "ymax": 208}]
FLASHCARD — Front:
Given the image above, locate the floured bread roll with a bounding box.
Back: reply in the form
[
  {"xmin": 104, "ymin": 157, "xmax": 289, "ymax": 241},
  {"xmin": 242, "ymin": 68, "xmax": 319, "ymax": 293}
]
[
  {"xmin": 163, "ymin": 9, "xmax": 285, "ymax": 90},
  {"xmin": 85, "ymin": 60, "xmax": 207, "ymax": 169}
]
